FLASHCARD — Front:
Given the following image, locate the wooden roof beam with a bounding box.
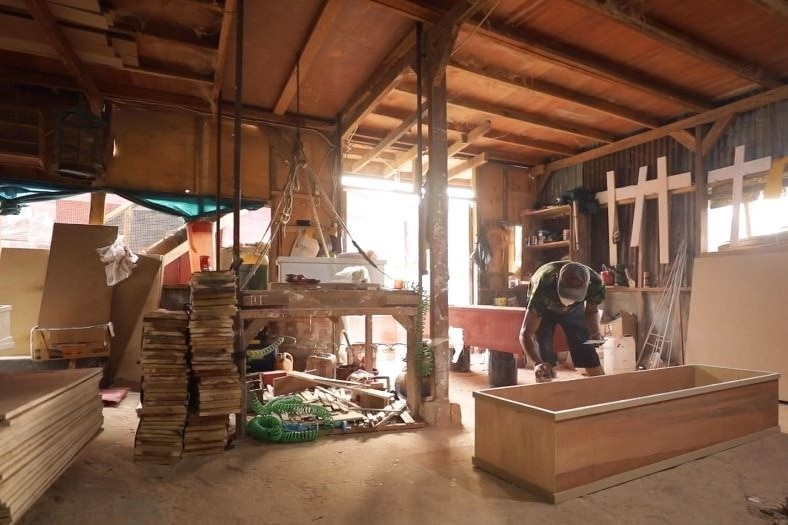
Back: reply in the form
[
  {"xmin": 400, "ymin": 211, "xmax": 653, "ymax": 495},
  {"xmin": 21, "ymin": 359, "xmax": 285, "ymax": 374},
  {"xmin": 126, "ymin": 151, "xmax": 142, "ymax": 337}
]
[
  {"xmin": 396, "ymin": 83, "xmax": 616, "ymax": 143},
  {"xmin": 566, "ymin": 0, "xmax": 781, "ymax": 88},
  {"xmin": 475, "ymin": 22, "xmax": 712, "ymax": 113},
  {"xmin": 350, "ymin": 108, "xmax": 425, "ymax": 172},
  {"xmin": 669, "ymin": 130, "xmax": 697, "ymax": 152},
  {"xmin": 537, "ymin": 83, "xmax": 788, "ymax": 173},
  {"xmin": 386, "ymin": 119, "xmax": 491, "ymax": 177},
  {"xmin": 274, "ymin": 0, "xmax": 348, "ymax": 115},
  {"xmin": 339, "ymin": 29, "xmax": 416, "ymax": 140},
  {"xmin": 448, "ymin": 152, "xmax": 488, "ymax": 180},
  {"xmin": 749, "ymin": 0, "xmax": 788, "ymax": 19},
  {"xmin": 211, "ymin": 0, "xmax": 236, "ymax": 109},
  {"xmin": 701, "ymin": 113, "xmax": 737, "ymax": 156},
  {"xmin": 449, "ymin": 59, "xmax": 661, "ymax": 129},
  {"xmin": 24, "ymin": 0, "xmax": 102, "ymax": 113}
]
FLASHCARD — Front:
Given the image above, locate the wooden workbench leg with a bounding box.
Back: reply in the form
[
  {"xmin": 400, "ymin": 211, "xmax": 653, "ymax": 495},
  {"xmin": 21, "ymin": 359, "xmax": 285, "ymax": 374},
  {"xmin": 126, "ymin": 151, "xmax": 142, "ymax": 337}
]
[{"xmin": 364, "ymin": 315, "xmax": 373, "ymax": 372}]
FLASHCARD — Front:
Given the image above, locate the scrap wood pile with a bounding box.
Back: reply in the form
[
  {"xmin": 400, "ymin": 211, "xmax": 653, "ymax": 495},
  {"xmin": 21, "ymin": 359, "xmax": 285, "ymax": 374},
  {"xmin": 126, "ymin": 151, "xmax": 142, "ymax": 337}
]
[
  {"xmin": 133, "ymin": 271, "xmax": 242, "ymax": 463},
  {"xmin": 134, "ymin": 310, "xmax": 189, "ymax": 464},
  {"xmin": 0, "ymin": 369, "xmax": 103, "ymax": 525},
  {"xmin": 247, "ymin": 370, "xmax": 421, "ymax": 439}
]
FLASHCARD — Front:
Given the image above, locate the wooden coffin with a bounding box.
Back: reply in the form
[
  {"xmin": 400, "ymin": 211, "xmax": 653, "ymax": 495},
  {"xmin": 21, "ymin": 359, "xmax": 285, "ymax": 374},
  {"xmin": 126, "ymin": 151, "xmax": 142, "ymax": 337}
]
[{"xmin": 472, "ymin": 365, "xmax": 779, "ymax": 503}]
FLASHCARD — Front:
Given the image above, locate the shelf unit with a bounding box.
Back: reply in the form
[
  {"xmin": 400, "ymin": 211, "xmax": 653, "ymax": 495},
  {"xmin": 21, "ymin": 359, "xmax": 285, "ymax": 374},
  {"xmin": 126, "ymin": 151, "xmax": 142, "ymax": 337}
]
[{"xmin": 520, "ymin": 203, "xmax": 589, "ymax": 281}]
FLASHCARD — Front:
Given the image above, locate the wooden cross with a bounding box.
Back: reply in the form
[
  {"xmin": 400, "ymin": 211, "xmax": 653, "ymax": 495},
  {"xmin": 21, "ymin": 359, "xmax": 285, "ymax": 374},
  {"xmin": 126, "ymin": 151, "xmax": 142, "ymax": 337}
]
[
  {"xmin": 597, "ymin": 157, "xmax": 691, "ymax": 264},
  {"xmin": 707, "ymin": 145, "xmax": 771, "ymax": 248}
]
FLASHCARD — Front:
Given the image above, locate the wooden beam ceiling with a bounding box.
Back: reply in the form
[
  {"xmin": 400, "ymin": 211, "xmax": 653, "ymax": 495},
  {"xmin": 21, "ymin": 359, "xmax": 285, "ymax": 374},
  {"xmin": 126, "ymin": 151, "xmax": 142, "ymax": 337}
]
[
  {"xmin": 701, "ymin": 113, "xmax": 737, "ymax": 156},
  {"xmin": 748, "ymin": 0, "xmax": 788, "ymax": 19},
  {"xmin": 351, "ymin": 108, "xmax": 425, "ymax": 172},
  {"xmin": 448, "ymin": 152, "xmax": 487, "ymax": 180},
  {"xmin": 339, "ymin": 29, "xmax": 416, "ymax": 140},
  {"xmin": 273, "ymin": 0, "xmax": 347, "ymax": 115},
  {"xmin": 396, "ymin": 83, "xmax": 616, "ymax": 143},
  {"xmin": 368, "ymin": 1, "xmax": 713, "ymax": 112},
  {"xmin": 475, "ymin": 22, "xmax": 712, "ymax": 113},
  {"xmin": 211, "ymin": 0, "xmax": 236, "ymax": 109},
  {"xmin": 669, "ymin": 130, "xmax": 697, "ymax": 152},
  {"xmin": 24, "ymin": 0, "xmax": 102, "ymax": 113},
  {"xmin": 449, "ymin": 59, "xmax": 661, "ymax": 129},
  {"xmin": 539, "ymin": 83, "xmax": 788, "ymax": 172},
  {"xmin": 566, "ymin": 0, "xmax": 782, "ymax": 88}
]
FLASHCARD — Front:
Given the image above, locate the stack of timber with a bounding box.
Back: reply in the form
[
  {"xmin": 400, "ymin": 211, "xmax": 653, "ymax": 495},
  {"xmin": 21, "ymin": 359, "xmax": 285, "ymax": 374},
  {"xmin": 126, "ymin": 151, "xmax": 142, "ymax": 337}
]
[
  {"xmin": 133, "ymin": 310, "xmax": 189, "ymax": 464},
  {"xmin": 185, "ymin": 271, "xmax": 241, "ymax": 455},
  {"xmin": 0, "ymin": 369, "xmax": 103, "ymax": 525}
]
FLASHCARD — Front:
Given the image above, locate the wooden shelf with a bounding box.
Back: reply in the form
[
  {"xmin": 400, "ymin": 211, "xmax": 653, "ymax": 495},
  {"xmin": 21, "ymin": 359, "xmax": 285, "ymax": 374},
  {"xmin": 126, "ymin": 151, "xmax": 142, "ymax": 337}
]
[
  {"xmin": 520, "ymin": 205, "xmax": 571, "ymax": 219},
  {"xmin": 523, "ymin": 240, "xmax": 570, "ymax": 250}
]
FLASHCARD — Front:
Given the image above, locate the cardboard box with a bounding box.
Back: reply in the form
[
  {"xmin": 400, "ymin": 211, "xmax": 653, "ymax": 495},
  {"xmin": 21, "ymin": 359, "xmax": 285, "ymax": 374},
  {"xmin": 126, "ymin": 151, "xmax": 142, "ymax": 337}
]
[
  {"xmin": 30, "ymin": 323, "xmax": 113, "ymax": 360},
  {"xmin": 603, "ymin": 311, "xmax": 637, "ymax": 338}
]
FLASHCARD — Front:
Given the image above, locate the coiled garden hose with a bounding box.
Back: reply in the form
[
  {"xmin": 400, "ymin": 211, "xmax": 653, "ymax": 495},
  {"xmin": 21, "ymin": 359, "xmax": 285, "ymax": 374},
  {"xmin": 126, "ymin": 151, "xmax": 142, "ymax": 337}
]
[
  {"xmin": 247, "ymin": 335, "xmax": 296, "ymax": 361},
  {"xmin": 247, "ymin": 393, "xmax": 334, "ymax": 443}
]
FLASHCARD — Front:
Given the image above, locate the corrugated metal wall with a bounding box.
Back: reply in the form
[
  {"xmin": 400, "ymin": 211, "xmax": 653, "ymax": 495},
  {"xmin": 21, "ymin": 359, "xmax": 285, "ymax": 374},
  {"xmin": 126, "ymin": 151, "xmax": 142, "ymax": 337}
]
[{"xmin": 541, "ymin": 99, "xmax": 788, "ymax": 287}]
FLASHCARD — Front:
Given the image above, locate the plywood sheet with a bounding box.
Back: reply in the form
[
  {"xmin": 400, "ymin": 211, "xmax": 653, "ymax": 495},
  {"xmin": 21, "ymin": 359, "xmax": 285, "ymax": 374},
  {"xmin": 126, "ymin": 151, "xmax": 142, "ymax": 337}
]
[
  {"xmin": 37, "ymin": 223, "xmax": 117, "ymax": 329},
  {"xmin": 686, "ymin": 248, "xmax": 788, "ymax": 401},
  {"xmin": 0, "ymin": 368, "xmax": 101, "ymax": 421},
  {"xmin": 0, "ymin": 248, "xmax": 48, "ymax": 356},
  {"xmin": 106, "ymin": 254, "xmax": 163, "ymax": 386}
]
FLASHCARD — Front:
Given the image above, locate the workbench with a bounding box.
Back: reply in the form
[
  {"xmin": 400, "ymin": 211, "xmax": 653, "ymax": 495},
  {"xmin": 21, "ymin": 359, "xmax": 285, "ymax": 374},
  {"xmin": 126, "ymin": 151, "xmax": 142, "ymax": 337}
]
[{"xmin": 240, "ymin": 286, "xmax": 423, "ymax": 413}]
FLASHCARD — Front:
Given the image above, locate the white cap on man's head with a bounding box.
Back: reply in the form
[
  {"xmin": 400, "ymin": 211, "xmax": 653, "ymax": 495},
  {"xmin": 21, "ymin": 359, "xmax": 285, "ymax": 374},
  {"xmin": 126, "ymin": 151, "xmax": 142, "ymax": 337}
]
[{"xmin": 557, "ymin": 262, "xmax": 590, "ymax": 306}]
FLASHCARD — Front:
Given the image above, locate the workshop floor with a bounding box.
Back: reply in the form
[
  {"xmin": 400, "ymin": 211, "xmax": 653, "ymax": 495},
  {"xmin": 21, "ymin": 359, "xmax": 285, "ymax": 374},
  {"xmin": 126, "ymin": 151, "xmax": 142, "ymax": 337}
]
[{"xmin": 19, "ymin": 354, "xmax": 788, "ymax": 525}]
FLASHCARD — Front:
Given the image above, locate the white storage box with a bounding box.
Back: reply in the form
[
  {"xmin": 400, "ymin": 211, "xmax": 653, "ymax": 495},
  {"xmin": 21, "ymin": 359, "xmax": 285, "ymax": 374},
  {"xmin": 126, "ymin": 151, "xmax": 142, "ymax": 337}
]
[
  {"xmin": 276, "ymin": 255, "xmax": 387, "ymax": 285},
  {"xmin": 0, "ymin": 305, "xmax": 13, "ymax": 351},
  {"xmin": 601, "ymin": 336, "xmax": 636, "ymax": 374}
]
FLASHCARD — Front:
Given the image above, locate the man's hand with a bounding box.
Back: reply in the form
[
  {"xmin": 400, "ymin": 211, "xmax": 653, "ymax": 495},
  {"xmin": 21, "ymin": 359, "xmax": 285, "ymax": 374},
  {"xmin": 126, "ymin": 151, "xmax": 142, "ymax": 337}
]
[{"xmin": 535, "ymin": 362, "xmax": 553, "ymax": 383}]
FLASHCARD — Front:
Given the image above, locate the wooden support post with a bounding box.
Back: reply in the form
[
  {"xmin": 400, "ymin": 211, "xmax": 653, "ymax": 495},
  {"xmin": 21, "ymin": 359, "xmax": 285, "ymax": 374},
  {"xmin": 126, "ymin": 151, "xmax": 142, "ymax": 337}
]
[
  {"xmin": 694, "ymin": 126, "xmax": 708, "ymax": 255},
  {"xmin": 364, "ymin": 315, "xmax": 373, "ymax": 372},
  {"xmin": 88, "ymin": 192, "xmax": 105, "ymax": 225},
  {"xmin": 606, "ymin": 170, "xmax": 618, "ymax": 265}
]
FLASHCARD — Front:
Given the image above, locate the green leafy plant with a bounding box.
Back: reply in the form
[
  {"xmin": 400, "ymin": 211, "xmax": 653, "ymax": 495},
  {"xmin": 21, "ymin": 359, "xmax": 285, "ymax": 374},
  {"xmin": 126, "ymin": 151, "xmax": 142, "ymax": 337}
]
[{"xmin": 414, "ymin": 286, "xmax": 434, "ymax": 377}]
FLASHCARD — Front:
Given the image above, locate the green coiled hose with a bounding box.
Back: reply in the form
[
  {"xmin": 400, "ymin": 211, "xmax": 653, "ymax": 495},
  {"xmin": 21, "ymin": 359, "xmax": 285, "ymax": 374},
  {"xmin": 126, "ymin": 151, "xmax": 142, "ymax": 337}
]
[{"xmin": 247, "ymin": 393, "xmax": 334, "ymax": 443}]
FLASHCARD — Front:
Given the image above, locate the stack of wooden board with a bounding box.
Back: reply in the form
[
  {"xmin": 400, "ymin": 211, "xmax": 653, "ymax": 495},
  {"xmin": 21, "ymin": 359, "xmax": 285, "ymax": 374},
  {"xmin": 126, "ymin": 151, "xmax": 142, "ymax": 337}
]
[
  {"xmin": 185, "ymin": 271, "xmax": 240, "ymax": 455},
  {"xmin": 0, "ymin": 369, "xmax": 103, "ymax": 525},
  {"xmin": 133, "ymin": 310, "xmax": 189, "ymax": 464}
]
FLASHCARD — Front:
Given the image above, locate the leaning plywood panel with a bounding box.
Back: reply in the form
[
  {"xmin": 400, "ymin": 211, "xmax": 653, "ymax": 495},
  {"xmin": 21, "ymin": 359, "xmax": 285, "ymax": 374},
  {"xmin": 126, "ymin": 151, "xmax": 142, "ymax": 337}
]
[
  {"xmin": 473, "ymin": 365, "xmax": 779, "ymax": 503},
  {"xmin": 37, "ymin": 224, "xmax": 117, "ymax": 329},
  {"xmin": 686, "ymin": 248, "xmax": 788, "ymax": 401},
  {"xmin": 0, "ymin": 249, "xmax": 48, "ymax": 356},
  {"xmin": 0, "ymin": 368, "xmax": 103, "ymax": 524}
]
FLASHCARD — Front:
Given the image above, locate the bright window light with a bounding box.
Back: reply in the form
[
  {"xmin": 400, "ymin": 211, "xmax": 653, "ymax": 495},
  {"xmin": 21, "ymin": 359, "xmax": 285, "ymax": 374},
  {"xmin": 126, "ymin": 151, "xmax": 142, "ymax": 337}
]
[{"xmin": 341, "ymin": 175, "xmax": 474, "ymax": 199}]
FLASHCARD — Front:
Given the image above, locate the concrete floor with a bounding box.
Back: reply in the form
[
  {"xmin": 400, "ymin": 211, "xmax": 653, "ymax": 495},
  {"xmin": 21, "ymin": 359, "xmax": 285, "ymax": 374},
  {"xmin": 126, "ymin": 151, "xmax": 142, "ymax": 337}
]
[{"xmin": 19, "ymin": 355, "xmax": 788, "ymax": 525}]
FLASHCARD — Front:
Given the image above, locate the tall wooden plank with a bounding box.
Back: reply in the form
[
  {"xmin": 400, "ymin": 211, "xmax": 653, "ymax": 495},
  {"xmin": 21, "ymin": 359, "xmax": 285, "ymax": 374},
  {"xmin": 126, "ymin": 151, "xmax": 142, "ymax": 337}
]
[{"xmin": 606, "ymin": 170, "xmax": 618, "ymax": 265}]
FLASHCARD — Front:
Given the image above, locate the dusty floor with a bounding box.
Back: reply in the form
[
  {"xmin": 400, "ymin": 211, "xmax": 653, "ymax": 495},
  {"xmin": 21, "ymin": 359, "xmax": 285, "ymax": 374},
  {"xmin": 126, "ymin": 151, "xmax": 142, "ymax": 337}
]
[{"xmin": 19, "ymin": 354, "xmax": 788, "ymax": 525}]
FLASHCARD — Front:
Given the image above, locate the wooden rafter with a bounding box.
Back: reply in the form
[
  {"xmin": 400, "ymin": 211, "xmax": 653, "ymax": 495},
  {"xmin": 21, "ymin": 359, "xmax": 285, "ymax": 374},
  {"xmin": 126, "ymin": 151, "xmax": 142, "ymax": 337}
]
[
  {"xmin": 537, "ymin": 83, "xmax": 788, "ymax": 173},
  {"xmin": 24, "ymin": 0, "xmax": 102, "ymax": 113},
  {"xmin": 273, "ymin": 0, "xmax": 347, "ymax": 115},
  {"xmin": 448, "ymin": 152, "xmax": 487, "ymax": 180},
  {"xmin": 490, "ymin": 133, "xmax": 575, "ymax": 157},
  {"xmin": 387, "ymin": 119, "xmax": 492, "ymax": 176},
  {"xmin": 367, "ymin": 0, "xmax": 712, "ymax": 112},
  {"xmin": 476, "ymin": 22, "xmax": 711, "ymax": 113},
  {"xmin": 566, "ymin": 0, "xmax": 781, "ymax": 88},
  {"xmin": 211, "ymin": 0, "xmax": 237, "ymax": 109},
  {"xmin": 749, "ymin": 0, "xmax": 788, "ymax": 19},
  {"xmin": 449, "ymin": 60, "xmax": 661, "ymax": 129},
  {"xmin": 351, "ymin": 109, "xmax": 424, "ymax": 172},
  {"xmin": 339, "ymin": 29, "xmax": 416, "ymax": 140},
  {"xmin": 396, "ymin": 83, "xmax": 616, "ymax": 143}
]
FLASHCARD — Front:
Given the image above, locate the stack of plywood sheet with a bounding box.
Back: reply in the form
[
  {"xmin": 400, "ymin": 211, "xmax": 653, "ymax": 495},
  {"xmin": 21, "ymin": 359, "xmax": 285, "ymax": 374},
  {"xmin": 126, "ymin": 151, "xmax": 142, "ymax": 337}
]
[
  {"xmin": 133, "ymin": 310, "xmax": 189, "ymax": 464},
  {"xmin": 0, "ymin": 368, "xmax": 103, "ymax": 525},
  {"xmin": 185, "ymin": 271, "xmax": 240, "ymax": 456}
]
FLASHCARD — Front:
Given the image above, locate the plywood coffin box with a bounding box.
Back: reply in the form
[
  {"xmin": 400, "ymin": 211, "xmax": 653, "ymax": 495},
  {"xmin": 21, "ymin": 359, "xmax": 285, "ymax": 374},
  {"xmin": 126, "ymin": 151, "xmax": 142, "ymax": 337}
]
[{"xmin": 473, "ymin": 365, "xmax": 779, "ymax": 503}]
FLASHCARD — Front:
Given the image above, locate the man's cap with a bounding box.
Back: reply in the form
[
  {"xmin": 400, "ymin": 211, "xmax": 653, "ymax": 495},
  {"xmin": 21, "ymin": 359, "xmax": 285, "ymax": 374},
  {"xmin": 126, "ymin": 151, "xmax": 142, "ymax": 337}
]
[{"xmin": 557, "ymin": 262, "xmax": 590, "ymax": 306}]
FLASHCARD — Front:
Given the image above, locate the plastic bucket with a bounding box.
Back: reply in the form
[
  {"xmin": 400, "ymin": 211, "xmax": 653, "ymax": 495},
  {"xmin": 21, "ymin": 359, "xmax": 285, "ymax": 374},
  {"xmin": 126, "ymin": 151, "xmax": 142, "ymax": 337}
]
[{"xmin": 488, "ymin": 350, "xmax": 517, "ymax": 387}]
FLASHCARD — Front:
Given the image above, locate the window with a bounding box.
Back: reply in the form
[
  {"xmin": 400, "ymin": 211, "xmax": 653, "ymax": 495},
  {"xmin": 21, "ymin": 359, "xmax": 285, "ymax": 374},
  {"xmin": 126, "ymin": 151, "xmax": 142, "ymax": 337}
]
[
  {"xmin": 342, "ymin": 176, "xmax": 474, "ymax": 305},
  {"xmin": 707, "ymin": 190, "xmax": 788, "ymax": 251}
]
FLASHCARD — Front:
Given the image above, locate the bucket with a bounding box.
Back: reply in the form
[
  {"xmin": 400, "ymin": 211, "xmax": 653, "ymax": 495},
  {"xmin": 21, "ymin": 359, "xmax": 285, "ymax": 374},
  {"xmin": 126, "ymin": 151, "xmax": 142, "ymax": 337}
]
[
  {"xmin": 488, "ymin": 350, "xmax": 517, "ymax": 387},
  {"xmin": 275, "ymin": 352, "xmax": 294, "ymax": 372},
  {"xmin": 601, "ymin": 337, "xmax": 636, "ymax": 374},
  {"xmin": 239, "ymin": 263, "xmax": 268, "ymax": 290},
  {"xmin": 306, "ymin": 353, "xmax": 337, "ymax": 379}
]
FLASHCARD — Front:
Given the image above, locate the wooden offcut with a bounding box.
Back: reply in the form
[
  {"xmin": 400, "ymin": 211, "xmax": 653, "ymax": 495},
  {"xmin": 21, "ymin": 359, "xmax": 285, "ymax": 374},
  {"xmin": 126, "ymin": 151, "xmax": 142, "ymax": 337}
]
[{"xmin": 472, "ymin": 365, "xmax": 779, "ymax": 503}]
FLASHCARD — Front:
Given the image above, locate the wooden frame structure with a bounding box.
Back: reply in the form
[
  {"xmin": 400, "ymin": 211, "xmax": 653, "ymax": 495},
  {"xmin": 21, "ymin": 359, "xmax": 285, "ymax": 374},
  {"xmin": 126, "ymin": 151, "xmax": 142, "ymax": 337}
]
[{"xmin": 473, "ymin": 365, "xmax": 779, "ymax": 503}]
